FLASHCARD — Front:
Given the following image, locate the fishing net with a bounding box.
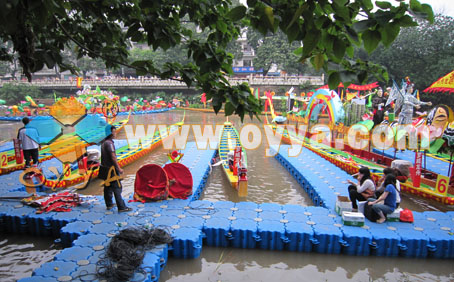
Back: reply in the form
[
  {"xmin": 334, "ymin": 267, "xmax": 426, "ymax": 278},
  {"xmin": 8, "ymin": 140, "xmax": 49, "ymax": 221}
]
[{"xmin": 97, "ymin": 227, "xmax": 173, "ymax": 281}]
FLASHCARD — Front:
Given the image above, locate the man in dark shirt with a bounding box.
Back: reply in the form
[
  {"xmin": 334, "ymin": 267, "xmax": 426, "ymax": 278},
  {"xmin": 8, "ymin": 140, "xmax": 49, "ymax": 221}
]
[
  {"xmin": 100, "ymin": 125, "xmax": 131, "ymax": 212},
  {"xmin": 371, "ymin": 88, "xmax": 388, "ymax": 127}
]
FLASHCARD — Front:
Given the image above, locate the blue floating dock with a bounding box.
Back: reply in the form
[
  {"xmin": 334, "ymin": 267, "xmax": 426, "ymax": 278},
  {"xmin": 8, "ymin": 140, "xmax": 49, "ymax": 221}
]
[{"xmin": 0, "ymin": 142, "xmax": 452, "ymax": 282}]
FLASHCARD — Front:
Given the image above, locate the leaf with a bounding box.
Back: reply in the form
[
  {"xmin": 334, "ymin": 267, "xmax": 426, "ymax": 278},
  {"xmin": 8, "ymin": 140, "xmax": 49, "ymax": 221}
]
[
  {"xmin": 380, "ymin": 22, "xmax": 400, "ymax": 47},
  {"xmin": 302, "ymin": 29, "xmax": 320, "ymax": 57},
  {"xmin": 227, "ymin": 5, "xmax": 246, "ymax": 21},
  {"xmin": 224, "ymin": 101, "xmax": 235, "ymax": 116},
  {"xmin": 375, "ymin": 1, "xmax": 392, "ymax": 9},
  {"xmin": 409, "ymin": 0, "xmax": 422, "ymax": 11},
  {"xmin": 362, "ymin": 0, "xmax": 373, "ymax": 10},
  {"xmin": 328, "ymin": 71, "xmax": 340, "ymax": 89},
  {"xmin": 352, "ymin": 19, "xmax": 376, "ymax": 32},
  {"xmin": 286, "ymin": 22, "xmax": 300, "ymax": 42},
  {"xmin": 345, "ymin": 26, "xmax": 359, "ymax": 43},
  {"xmin": 287, "ymin": 4, "xmax": 305, "ymax": 30},
  {"xmin": 331, "ymin": 2, "xmax": 349, "ymax": 21},
  {"xmin": 293, "ymin": 47, "xmax": 303, "ymax": 56},
  {"xmin": 333, "ymin": 38, "xmax": 346, "ymax": 60},
  {"xmin": 263, "ymin": 6, "xmax": 275, "ymax": 31},
  {"xmin": 362, "ymin": 29, "xmax": 381, "ymax": 53},
  {"xmin": 393, "ymin": 15, "xmax": 418, "ymax": 27},
  {"xmin": 345, "ymin": 45, "xmax": 354, "ymax": 58},
  {"xmin": 314, "ymin": 53, "xmax": 325, "ymax": 70},
  {"xmin": 321, "ymin": 32, "xmax": 334, "ymax": 53},
  {"xmin": 357, "ymin": 71, "xmax": 367, "ymax": 84},
  {"xmin": 421, "ymin": 4, "xmax": 434, "ymax": 23}
]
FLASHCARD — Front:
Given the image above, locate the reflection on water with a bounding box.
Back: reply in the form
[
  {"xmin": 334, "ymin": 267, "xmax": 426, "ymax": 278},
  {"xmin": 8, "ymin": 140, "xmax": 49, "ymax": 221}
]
[
  {"xmin": 160, "ymin": 247, "xmax": 454, "ymax": 282},
  {"xmin": 159, "ymin": 246, "xmax": 454, "ymax": 282},
  {"xmin": 0, "ymin": 234, "xmax": 61, "ymax": 281},
  {"xmin": 1, "ymin": 110, "xmax": 454, "ymax": 281}
]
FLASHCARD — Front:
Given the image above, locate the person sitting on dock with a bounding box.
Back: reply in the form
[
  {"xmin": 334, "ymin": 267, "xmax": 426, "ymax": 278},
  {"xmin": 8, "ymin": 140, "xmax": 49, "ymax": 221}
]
[
  {"xmin": 347, "ymin": 166, "xmax": 376, "ymax": 212},
  {"xmin": 367, "ymin": 174, "xmax": 398, "ymax": 223},
  {"xmin": 375, "ymin": 167, "xmax": 401, "ymax": 208}
]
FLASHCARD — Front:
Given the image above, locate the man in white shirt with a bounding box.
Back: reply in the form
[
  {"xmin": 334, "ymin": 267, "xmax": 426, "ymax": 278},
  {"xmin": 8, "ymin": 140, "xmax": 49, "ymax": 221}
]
[{"xmin": 17, "ymin": 117, "xmax": 40, "ymax": 167}]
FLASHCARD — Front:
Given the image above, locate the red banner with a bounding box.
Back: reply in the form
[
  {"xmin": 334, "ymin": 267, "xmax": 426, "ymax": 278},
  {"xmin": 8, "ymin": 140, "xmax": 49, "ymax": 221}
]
[
  {"xmin": 317, "ymin": 82, "xmax": 379, "ymax": 91},
  {"xmin": 233, "ymin": 146, "xmax": 242, "ymax": 176},
  {"xmin": 13, "ymin": 139, "xmax": 23, "ymax": 165},
  {"xmin": 411, "ymin": 151, "xmax": 423, "ymax": 187}
]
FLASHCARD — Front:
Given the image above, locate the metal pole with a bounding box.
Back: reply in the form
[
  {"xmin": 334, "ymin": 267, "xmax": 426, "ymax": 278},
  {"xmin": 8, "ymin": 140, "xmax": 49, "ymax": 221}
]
[{"xmin": 448, "ymin": 150, "xmax": 453, "ymax": 177}]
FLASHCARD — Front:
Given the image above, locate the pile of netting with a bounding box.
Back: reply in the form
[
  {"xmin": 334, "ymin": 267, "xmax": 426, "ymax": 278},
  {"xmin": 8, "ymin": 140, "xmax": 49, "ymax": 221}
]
[{"xmin": 97, "ymin": 227, "xmax": 173, "ymax": 281}]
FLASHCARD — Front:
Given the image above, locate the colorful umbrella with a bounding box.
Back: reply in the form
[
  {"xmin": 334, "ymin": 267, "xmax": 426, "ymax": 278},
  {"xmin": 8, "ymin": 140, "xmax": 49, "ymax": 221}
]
[{"xmin": 424, "ymin": 70, "xmax": 454, "ymax": 93}]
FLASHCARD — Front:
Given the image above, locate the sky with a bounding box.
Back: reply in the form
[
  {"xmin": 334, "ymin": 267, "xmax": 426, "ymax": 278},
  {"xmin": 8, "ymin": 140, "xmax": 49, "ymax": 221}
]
[{"xmin": 419, "ymin": 0, "xmax": 454, "ymax": 17}]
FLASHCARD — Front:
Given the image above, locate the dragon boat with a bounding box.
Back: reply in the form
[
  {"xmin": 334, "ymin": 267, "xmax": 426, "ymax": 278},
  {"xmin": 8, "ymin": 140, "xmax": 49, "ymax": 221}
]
[
  {"xmin": 0, "ymin": 114, "xmax": 131, "ymax": 175},
  {"xmin": 218, "ymin": 121, "xmax": 248, "ymax": 197},
  {"xmin": 25, "ymin": 113, "xmax": 185, "ymax": 190},
  {"xmin": 265, "ymin": 111, "xmax": 454, "ymax": 205}
]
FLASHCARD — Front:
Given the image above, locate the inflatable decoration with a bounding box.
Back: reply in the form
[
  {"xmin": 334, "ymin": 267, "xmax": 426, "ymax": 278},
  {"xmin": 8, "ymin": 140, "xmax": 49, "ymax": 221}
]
[
  {"xmin": 50, "ymin": 97, "xmax": 87, "ymax": 126},
  {"xmin": 102, "ymin": 99, "xmax": 119, "ymax": 124},
  {"xmin": 426, "ymin": 105, "xmax": 453, "ymax": 140}
]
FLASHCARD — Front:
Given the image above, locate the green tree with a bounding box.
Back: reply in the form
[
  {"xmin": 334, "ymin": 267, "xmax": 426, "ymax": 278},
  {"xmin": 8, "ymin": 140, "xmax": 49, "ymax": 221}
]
[
  {"xmin": 247, "ymin": 28, "xmax": 321, "ymax": 75},
  {"xmin": 365, "ymin": 14, "xmax": 454, "ymax": 90},
  {"xmin": 0, "ymin": 83, "xmax": 42, "ymax": 104},
  {"xmin": 247, "ymin": 29, "xmax": 295, "ymax": 75},
  {"xmin": 0, "ymin": 0, "xmax": 433, "ymax": 119},
  {"xmin": 356, "ymin": 14, "xmax": 454, "ymax": 108}
]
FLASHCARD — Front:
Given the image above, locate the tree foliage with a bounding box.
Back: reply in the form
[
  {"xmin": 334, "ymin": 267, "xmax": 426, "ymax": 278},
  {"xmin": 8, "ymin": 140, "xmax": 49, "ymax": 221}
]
[
  {"xmin": 356, "ymin": 14, "xmax": 454, "ymax": 108},
  {"xmin": 0, "ymin": 0, "xmax": 433, "ymax": 119},
  {"xmin": 247, "ymin": 29, "xmax": 321, "ymax": 75},
  {"xmin": 361, "ymin": 14, "xmax": 454, "ymax": 87},
  {"xmin": 0, "ymin": 83, "xmax": 42, "ymax": 104}
]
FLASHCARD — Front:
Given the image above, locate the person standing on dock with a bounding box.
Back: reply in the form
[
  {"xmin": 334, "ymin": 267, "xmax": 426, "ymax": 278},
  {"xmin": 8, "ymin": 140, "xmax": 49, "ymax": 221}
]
[
  {"xmin": 99, "ymin": 125, "xmax": 132, "ymax": 213},
  {"xmin": 17, "ymin": 117, "xmax": 40, "ymax": 168}
]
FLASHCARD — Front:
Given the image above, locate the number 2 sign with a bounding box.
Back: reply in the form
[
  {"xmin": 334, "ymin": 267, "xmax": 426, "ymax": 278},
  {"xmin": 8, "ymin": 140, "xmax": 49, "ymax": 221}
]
[
  {"xmin": 0, "ymin": 152, "xmax": 7, "ymax": 168},
  {"xmin": 435, "ymin": 174, "xmax": 450, "ymax": 196}
]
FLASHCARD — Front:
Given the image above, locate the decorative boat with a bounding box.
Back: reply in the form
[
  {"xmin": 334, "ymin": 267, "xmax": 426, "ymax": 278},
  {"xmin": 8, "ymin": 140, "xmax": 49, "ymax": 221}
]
[
  {"xmin": 26, "ymin": 113, "xmax": 185, "ymax": 190},
  {"xmin": 265, "ymin": 112, "xmax": 454, "ymax": 205},
  {"xmin": 0, "ymin": 114, "xmax": 131, "ymax": 175},
  {"xmin": 218, "ymin": 121, "xmax": 248, "ymax": 197}
]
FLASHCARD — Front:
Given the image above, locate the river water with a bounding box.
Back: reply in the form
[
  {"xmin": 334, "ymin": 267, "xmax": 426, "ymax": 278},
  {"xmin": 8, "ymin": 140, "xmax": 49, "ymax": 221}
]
[{"xmin": 1, "ymin": 110, "xmax": 453, "ymax": 281}]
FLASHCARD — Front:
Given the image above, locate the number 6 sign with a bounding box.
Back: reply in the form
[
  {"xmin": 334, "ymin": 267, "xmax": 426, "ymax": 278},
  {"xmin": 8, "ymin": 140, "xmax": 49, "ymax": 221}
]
[{"xmin": 435, "ymin": 174, "xmax": 450, "ymax": 196}]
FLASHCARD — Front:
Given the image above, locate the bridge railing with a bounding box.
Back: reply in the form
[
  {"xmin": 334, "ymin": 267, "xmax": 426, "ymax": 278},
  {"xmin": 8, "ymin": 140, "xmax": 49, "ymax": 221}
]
[{"xmin": 0, "ymin": 75, "xmax": 324, "ymax": 88}]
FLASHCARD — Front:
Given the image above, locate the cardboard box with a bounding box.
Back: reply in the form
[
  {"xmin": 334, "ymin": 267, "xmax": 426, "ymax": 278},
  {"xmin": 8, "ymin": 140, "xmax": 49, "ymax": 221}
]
[
  {"xmin": 387, "ymin": 208, "xmax": 403, "ymax": 222},
  {"xmin": 342, "ymin": 211, "xmax": 365, "ymax": 227},
  {"xmin": 358, "ymin": 201, "xmax": 367, "ymax": 214},
  {"xmin": 336, "ymin": 196, "xmax": 352, "ymax": 215}
]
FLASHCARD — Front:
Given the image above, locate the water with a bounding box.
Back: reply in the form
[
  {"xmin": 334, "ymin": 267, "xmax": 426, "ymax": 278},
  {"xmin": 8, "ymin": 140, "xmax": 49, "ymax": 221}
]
[
  {"xmin": 1, "ymin": 111, "xmax": 454, "ymax": 281},
  {"xmin": 0, "ymin": 234, "xmax": 61, "ymax": 281}
]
